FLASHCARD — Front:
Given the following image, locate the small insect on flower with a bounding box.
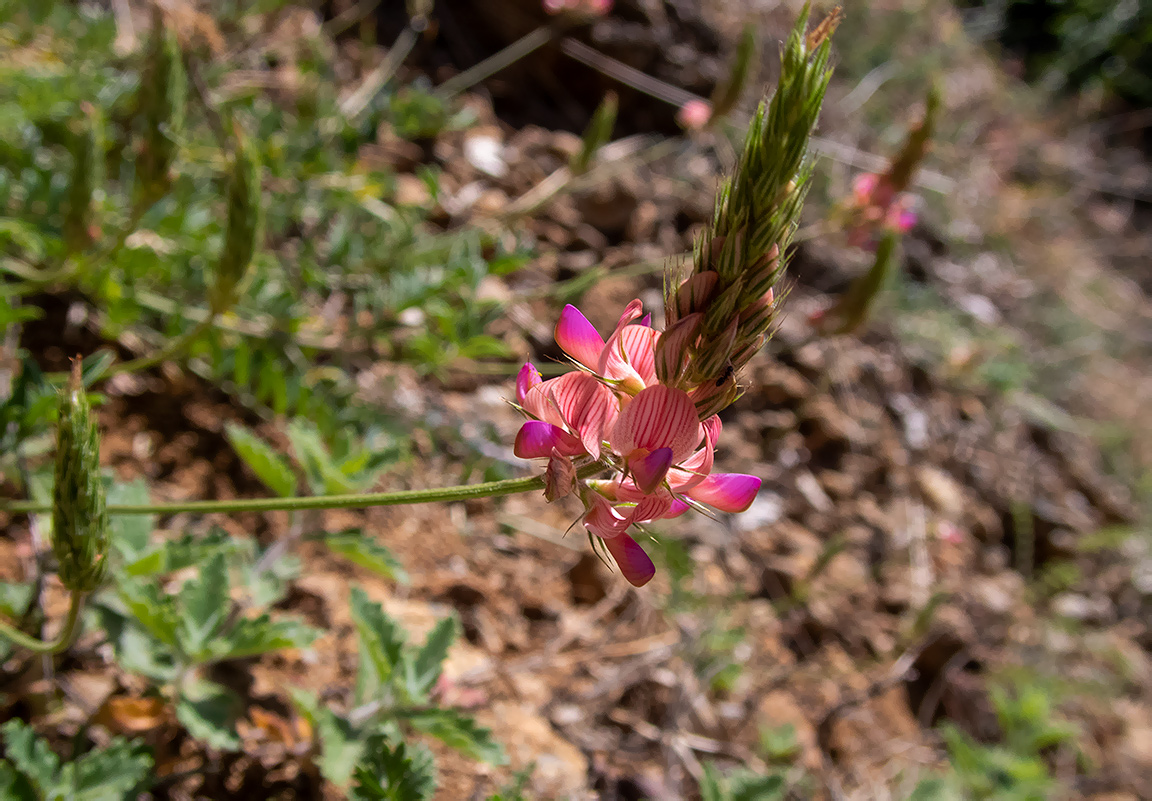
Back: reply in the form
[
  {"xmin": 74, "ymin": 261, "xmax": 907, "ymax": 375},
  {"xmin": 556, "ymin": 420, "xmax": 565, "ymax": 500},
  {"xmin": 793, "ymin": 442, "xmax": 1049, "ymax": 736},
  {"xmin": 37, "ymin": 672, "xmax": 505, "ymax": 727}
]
[{"xmin": 715, "ymin": 363, "xmax": 735, "ymax": 388}]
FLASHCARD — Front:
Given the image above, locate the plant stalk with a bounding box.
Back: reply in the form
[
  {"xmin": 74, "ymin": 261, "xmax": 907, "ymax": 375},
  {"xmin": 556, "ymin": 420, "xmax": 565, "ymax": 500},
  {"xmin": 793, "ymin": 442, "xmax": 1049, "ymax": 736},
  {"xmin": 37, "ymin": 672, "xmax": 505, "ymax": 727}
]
[{"xmin": 0, "ymin": 590, "xmax": 85, "ymax": 654}]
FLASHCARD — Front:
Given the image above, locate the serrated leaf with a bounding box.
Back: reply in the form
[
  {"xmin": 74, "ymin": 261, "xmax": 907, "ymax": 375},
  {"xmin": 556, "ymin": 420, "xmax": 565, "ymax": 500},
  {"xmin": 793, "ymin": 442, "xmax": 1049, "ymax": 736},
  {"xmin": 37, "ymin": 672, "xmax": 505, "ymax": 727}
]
[
  {"xmin": 287, "ymin": 419, "xmax": 354, "ymax": 494},
  {"xmin": 0, "ymin": 719, "xmax": 59, "ymax": 795},
  {"xmin": 70, "ymin": 736, "xmax": 153, "ymax": 800},
  {"xmin": 0, "ymin": 763, "xmax": 37, "ymax": 801},
  {"xmin": 107, "ymin": 480, "xmax": 154, "ymax": 561},
  {"xmin": 406, "ymin": 617, "xmax": 456, "ymax": 700},
  {"xmin": 123, "ymin": 530, "xmax": 237, "ymax": 578},
  {"xmin": 289, "ymin": 688, "xmax": 366, "ymax": 788},
  {"xmin": 226, "ymin": 423, "xmax": 297, "ymax": 497},
  {"xmin": 728, "ymin": 772, "xmax": 786, "ymax": 801},
  {"xmin": 403, "ymin": 709, "xmax": 504, "ymax": 765},
  {"xmin": 93, "ymin": 602, "xmax": 179, "ymax": 683},
  {"xmin": 327, "ymin": 530, "xmax": 408, "ymax": 583},
  {"xmin": 118, "ymin": 580, "xmax": 179, "ymax": 649},
  {"xmin": 177, "ymin": 551, "xmax": 230, "ymax": 659},
  {"xmin": 214, "ymin": 614, "xmax": 318, "ymax": 661},
  {"xmin": 177, "ymin": 680, "xmax": 241, "ymax": 751},
  {"xmin": 349, "ymin": 736, "xmax": 437, "ymax": 801},
  {"xmin": 350, "ymin": 587, "xmax": 405, "ymax": 703}
]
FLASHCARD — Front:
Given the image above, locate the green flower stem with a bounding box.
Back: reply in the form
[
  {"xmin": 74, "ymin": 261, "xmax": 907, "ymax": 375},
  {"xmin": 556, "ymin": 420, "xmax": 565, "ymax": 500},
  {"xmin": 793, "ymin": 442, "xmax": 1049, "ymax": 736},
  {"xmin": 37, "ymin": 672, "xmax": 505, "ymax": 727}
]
[
  {"xmin": 0, "ymin": 590, "xmax": 85, "ymax": 654},
  {"xmin": 436, "ymin": 25, "xmax": 559, "ymax": 99},
  {"xmin": 104, "ymin": 312, "xmax": 218, "ymax": 378},
  {"xmin": 0, "ymin": 464, "xmax": 603, "ymax": 516}
]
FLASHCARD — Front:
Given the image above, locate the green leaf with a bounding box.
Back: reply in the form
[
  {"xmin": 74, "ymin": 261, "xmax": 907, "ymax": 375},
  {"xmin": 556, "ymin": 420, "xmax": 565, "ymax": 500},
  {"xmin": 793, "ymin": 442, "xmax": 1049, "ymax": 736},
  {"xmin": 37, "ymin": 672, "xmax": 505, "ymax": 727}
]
[
  {"xmin": 225, "ymin": 422, "xmax": 297, "ymax": 497},
  {"xmin": 176, "ymin": 680, "xmax": 242, "ymax": 751},
  {"xmin": 0, "ymin": 582, "xmax": 33, "ymax": 619},
  {"xmin": 123, "ymin": 530, "xmax": 238, "ymax": 578},
  {"xmin": 70, "ymin": 736, "xmax": 153, "ymax": 800},
  {"xmin": 349, "ymin": 587, "xmax": 405, "ymax": 702},
  {"xmin": 326, "ymin": 530, "xmax": 408, "ymax": 583},
  {"xmin": 214, "ymin": 614, "xmax": 318, "ymax": 661},
  {"xmin": 349, "ymin": 736, "xmax": 437, "ymax": 801},
  {"xmin": 403, "ymin": 709, "xmax": 504, "ymax": 764},
  {"xmin": 728, "ymin": 772, "xmax": 787, "ymax": 801},
  {"xmin": 118, "ymin": 580, "xmax": 179, "ymax": 649},
  {"xmin": 289, "ymin": 688, "xmax": 367, "ymax": 788},
  {"xmin": 93, "ymin": 602, "xmax": 179, "ymax": 683},
  {"xmin": 107, "ymin": 479, "xmax": 154, "ymax": 561},
  {"xmin": 0, "ymin": 763, "xmax": 37, "ymax": 801},
  {"xmin": 177, "ymin": 551, "xmax": 230, "ymax": 659},
  {"xmin": 406, "ymin": 617, "xmax": 456, "ymax": 700},
  {"xmin": 287, "ymin": 419, "xmax": 356, "ymax": 494},
  {"xmin": 0, "ymin": 719, "xmax": 59, "ymax": 796}
]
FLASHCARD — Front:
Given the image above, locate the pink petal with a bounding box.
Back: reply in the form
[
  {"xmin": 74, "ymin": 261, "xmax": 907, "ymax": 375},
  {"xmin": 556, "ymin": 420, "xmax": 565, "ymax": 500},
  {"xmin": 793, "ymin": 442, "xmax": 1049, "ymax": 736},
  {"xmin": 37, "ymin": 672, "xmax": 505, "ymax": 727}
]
[
  {"xmin": 602, "ymin": 532, "xmax": 656, "ymax": 587},
  {"xmin": 662, "ymin": 497, "xmax": 692, "ymax": 518},
  {"xmin": 638, "ymin": 313, "xmax": 652, "ymax": 327},
  {"xmin": 583, "ymin": 493, "xmax": 629, "ymax": 540},
  {"xmin": 600, "ymin": 325, "xmax": 659, "ymax": 388},
  {"xmin": 677, "ymin": 273, "xmax": 718, "ymax": 317},
  {"xmin": 630, "ymin": 492, "xmax": 675, "ymax": 523},
  {"xmin": 702, "ymin": 415, "xmax": 722, "ymax": 448},
  {"xmin": 555, "ymin": 305, "xmax": 605, "ymax": 369},
  {"xmin": 548, "ymin": 372, "xmax": 618, "ymax": 459},
  {"xmin": 516, "ymin": 363, "xmax": 542, "ymax": 405},
  {"xmin": 688, "ymin": 473, "xmax": 761, "ymax": 512},
  {"xmin": 629, "ymin": 447, "xmax": 673, "ymax": 494},
  {"xmin": 514, "ymin": 421, "xmax": 584, "ymax": 458},
  {"xmin": 668, "ymin": 435, "xmax": 714, "ymax": 494},
  {"xmin": 611, "ymin": 385, "xmax": 702, "ymax": 464}
]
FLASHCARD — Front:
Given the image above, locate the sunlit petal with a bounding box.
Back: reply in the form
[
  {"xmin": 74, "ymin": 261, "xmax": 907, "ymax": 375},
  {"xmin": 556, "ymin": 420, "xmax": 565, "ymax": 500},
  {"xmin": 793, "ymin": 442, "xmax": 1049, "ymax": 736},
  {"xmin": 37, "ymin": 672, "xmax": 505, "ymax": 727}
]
[
  {"xmin": 687, "ymin": 473, "xmax": 762, "ymax": 513},
  {"xmin": 548, "ymin": 372, "xmax": 618, "ymax": 459},
  {"xmin": 612, "ymin": 385, "xmax": 702, "ymax": 464},
  {"xmin": 555, "ymin": 305, "xmax": 605, "ymax": 369},
  {"xmin": 516, "ymin": 363, "xmax": 542, "ymax": 405}
]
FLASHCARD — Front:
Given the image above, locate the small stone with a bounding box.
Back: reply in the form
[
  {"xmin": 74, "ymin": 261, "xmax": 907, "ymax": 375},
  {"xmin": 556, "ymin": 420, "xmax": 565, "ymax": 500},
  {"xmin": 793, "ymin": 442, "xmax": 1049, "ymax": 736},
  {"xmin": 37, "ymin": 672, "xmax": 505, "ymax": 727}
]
[{"xmin": 463, "ymin": 134, "xmax": 508, "ymax": 178}]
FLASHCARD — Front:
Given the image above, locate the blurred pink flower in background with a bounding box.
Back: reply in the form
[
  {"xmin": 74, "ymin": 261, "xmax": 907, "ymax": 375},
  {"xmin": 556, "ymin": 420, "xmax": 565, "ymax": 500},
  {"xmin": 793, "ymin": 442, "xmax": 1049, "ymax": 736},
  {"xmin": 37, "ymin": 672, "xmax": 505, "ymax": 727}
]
[
  {"xmin": 844, "ymin": 171, "xmax": 918, "ymax": 249},
  {"xmin": 543, "ymin": 0, "xmax": 612, "ymax": 16},
  {"xmin": 676, "ymin": 99, "xmax": 713, "ymax": 131}
]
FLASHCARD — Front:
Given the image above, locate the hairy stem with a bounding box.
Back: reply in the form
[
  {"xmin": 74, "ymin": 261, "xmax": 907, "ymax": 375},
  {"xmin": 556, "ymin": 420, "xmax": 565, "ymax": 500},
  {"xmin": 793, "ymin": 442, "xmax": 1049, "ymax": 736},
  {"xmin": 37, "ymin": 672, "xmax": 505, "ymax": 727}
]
[{"xmin": 0, "ymin": 591, "xmax": 85, "ymax": 654}]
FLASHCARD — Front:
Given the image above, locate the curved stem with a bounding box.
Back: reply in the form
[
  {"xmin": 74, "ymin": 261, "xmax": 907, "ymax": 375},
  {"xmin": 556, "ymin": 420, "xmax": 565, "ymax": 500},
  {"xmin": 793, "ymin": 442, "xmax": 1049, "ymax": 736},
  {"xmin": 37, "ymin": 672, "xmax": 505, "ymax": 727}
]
[
  {"xmin": 0, "ymin": 463, "xmax": 604, "ymax": 516},
  {"xmin": 106, "ymin": 312, "xmax": 218, "ymax": 377},
  {"xmin": 436, "ymin": 25, "xmax": 559, "ymax": 99},
  {"xmin": 0, "ymin": 590, "xmax": 85, "ymax": 654}
]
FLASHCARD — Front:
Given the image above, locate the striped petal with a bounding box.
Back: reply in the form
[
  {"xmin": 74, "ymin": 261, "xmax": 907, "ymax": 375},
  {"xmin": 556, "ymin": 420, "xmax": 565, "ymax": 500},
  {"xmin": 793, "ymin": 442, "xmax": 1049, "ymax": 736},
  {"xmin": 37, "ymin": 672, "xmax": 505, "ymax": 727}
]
[
  {"xmin": 514, "ymin": 421, "xmax": 584, "ymax": 458},
  {"xmin": 547, "ymin": 372, "xmax": 618, "ymax": 459},
  {"xmin": 583, "ymin": 493, "xmax": 630, "ymax": 540},
  {"xmin": 629, "ymin": 492, "xmax": 675, "ymax": 524},
  {"xmin": 602, "ymin": 532, "xmax": 656, "ymax": 587},
  {"xmin": 555, "ymin": 305, "xmax": 605, "ymax": 369},
  {"xmin": 687, "ymin": 473, "xmax": 762, "ymax": 513},
  {"xmin": 629, "ymin": 447, "xmax": 673, "ymax": 494},
  {"xmin": 516, "ymin": 362, "xmax": 542, "ymax": 405},
  {"xmin": 611, "ymin": 385, "xmax": 702, "ymax": 465}
]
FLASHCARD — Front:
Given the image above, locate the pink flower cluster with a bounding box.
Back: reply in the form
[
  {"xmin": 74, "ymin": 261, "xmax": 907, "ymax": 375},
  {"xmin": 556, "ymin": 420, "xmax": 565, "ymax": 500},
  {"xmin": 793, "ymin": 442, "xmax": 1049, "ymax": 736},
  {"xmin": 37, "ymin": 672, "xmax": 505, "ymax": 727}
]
[
  {"xmin": 844, "ymin": 172, "xmax": 917, "ymax": 249},
  {"xmin": 513, "ymin": 299, "xmax": 761, "ymax": 587},
  {"xmin": 543, "ymin": 0, "xmax": 612, "ymax": 16}
]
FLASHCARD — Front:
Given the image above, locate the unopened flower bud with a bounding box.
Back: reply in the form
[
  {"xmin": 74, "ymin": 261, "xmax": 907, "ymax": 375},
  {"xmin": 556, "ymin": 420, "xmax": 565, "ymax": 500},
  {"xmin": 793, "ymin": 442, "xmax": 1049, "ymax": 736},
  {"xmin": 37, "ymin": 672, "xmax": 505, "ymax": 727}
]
[
  {"xmin": 63, "ymin": 103, "xmax": 105, "ymax": 255},
  {"xmin": 544, "ymin": 449, "xmax": 577, "ymax": 501},
  {"xmin": 52, "ymin": 362, "xmax": 108, "ymax": 594},
  {"xmin": 210, "ymin": 127, "xmax": 262, "ymax": 314},
  {"xmin": 676, "ymin": 99, "xmax": 713, "ymax": 131},
  {"xmin": 653, "ymin": 312, "xmax": 701, "ymax": 385}
]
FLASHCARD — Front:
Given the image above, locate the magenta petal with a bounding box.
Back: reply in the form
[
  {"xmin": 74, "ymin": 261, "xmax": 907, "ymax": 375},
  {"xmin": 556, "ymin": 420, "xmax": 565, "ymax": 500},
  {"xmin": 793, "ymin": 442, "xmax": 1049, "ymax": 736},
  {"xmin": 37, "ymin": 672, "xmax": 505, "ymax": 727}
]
[
  {"xmin": 555, "ymin": 305, "xmax": 605, "ymax": 369},
  {"xmin": 516, "ymin": 363, "xmax": 542, "ymax": 405},
  {"xmin": 513, "ymin": 421, "xmax": 583, "ymax": 458},
  {"xmin": 603, "ymin": 532, "xmax": 656, "ymax": 587},
  {"xmin": 688, "ymin": 473, "xmax": 762, "ymax": 513},
  {"xmin": 663, "ymin": 497, "xmax": 691, "ymax": 518},
  {"xmin": 630, "ymin": 447, "xmax": 673, "ymax": 494},
  {"xmin": 638, "ymin": 313, "xmax": 652, "ymax": 328}
]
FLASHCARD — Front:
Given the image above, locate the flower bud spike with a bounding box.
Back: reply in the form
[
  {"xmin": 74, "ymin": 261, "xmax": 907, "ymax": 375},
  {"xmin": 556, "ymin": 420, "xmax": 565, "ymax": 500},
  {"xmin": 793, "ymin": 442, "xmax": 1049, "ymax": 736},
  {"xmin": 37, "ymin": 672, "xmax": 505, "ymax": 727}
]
[
  {"xmin": 709, "ymin": 24, "xmax": 758, "ymax": 122},
  {"xmin": 52, "ymin": 360, "xmax": 109, "ymax": 594},
  {"xmin": 63, "ymin": 103, "xmax": 105, "ymax": 255},
  {"xmin": 137, "ymin": 10, "xmax": 186, "ymax": 203},
  {"xmin": 210, "ymin": 125, "xmax": 263, "ymax": 314}
]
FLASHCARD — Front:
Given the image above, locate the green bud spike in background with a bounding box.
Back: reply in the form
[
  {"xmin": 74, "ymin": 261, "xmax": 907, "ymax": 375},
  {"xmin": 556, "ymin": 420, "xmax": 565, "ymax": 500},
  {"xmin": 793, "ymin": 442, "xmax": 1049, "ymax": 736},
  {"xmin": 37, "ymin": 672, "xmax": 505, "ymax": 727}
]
[
  {"xmin": 814, "ymin": 230, "xmax": 899, "ymax": 336},
  {"xmin": 52, "ymin": 361, "xmax": 109, "ymax": 594},
  {"xmin": 885, "ymin": 82, "xmax": 941, "ymax": 196},
  {"xmin": 709, "ymin": 24, "xmax": 758, "ymax": 122},
  {"xmin": 62, "ymin": 103, "xmax": 105, "ymax": 256},
  {"xmin": 570, "ymin": 91, "xmax": 618, "ymax": 175},
  {"xmin": 210, "ymin": 126, "xmax": 263, "ymax": 314},
  {"xmin": 136, "ymin": 11, "xmax": 186, "ymax": 204},
  {"xmin": 660, "ymin": 5, "xmax": 838, "ymax": 417}
]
